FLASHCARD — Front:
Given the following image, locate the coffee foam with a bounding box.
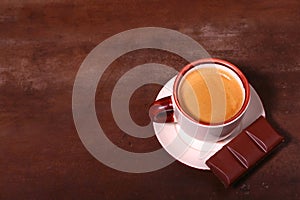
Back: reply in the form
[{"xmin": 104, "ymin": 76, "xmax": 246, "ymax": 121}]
[{"xmin": 178, "ymin": 64, "xmax": 245, "ymax": 124}]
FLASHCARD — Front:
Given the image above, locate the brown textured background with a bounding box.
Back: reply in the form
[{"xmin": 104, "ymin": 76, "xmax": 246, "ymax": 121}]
[{"xmin": 0, "ymin": 0, "xmax": 299, "ymax": 199}]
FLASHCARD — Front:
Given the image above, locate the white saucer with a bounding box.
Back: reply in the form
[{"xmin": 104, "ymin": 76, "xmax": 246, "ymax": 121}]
[{"xmin": 153, "ymin": 76, "xmax": 265, "ymax": 170}]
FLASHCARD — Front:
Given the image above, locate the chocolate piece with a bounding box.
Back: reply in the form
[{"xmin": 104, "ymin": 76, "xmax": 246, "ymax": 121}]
[{"xmin": 206, "ymin": 116, "xmax": 284, "ymax": 187}]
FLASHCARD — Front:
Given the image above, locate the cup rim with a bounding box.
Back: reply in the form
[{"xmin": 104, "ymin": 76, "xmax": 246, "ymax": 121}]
[{"xmin": 173, "ymin": 58, "xmax": 250, "ymax": 127}]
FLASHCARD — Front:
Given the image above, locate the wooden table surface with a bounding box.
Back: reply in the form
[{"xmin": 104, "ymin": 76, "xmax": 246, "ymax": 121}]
[{"xmin": 1, "ymin": 0, "xmax": 299, "ymax": 199}]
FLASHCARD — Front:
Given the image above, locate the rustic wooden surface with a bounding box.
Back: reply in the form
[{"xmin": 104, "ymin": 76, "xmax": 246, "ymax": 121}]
[{"xmin": 0, "ymin": 0, "xmax": 299, "ymax": 199}]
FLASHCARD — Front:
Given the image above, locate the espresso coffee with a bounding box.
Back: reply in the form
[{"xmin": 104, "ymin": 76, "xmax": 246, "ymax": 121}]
[{"xmin": 178, "ymin": 67, "xmax": 244, "ymax": 124}]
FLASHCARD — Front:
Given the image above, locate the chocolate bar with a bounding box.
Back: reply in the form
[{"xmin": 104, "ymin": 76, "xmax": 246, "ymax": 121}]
[{"xmin": 205, "ymin": 116, "xmax": 284, "ymax": 187}]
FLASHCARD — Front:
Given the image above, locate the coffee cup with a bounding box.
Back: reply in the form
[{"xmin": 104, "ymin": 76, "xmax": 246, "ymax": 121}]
[{"xmin": 149, "ymin": 58, "xmax": 250, "ymax": 142}]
